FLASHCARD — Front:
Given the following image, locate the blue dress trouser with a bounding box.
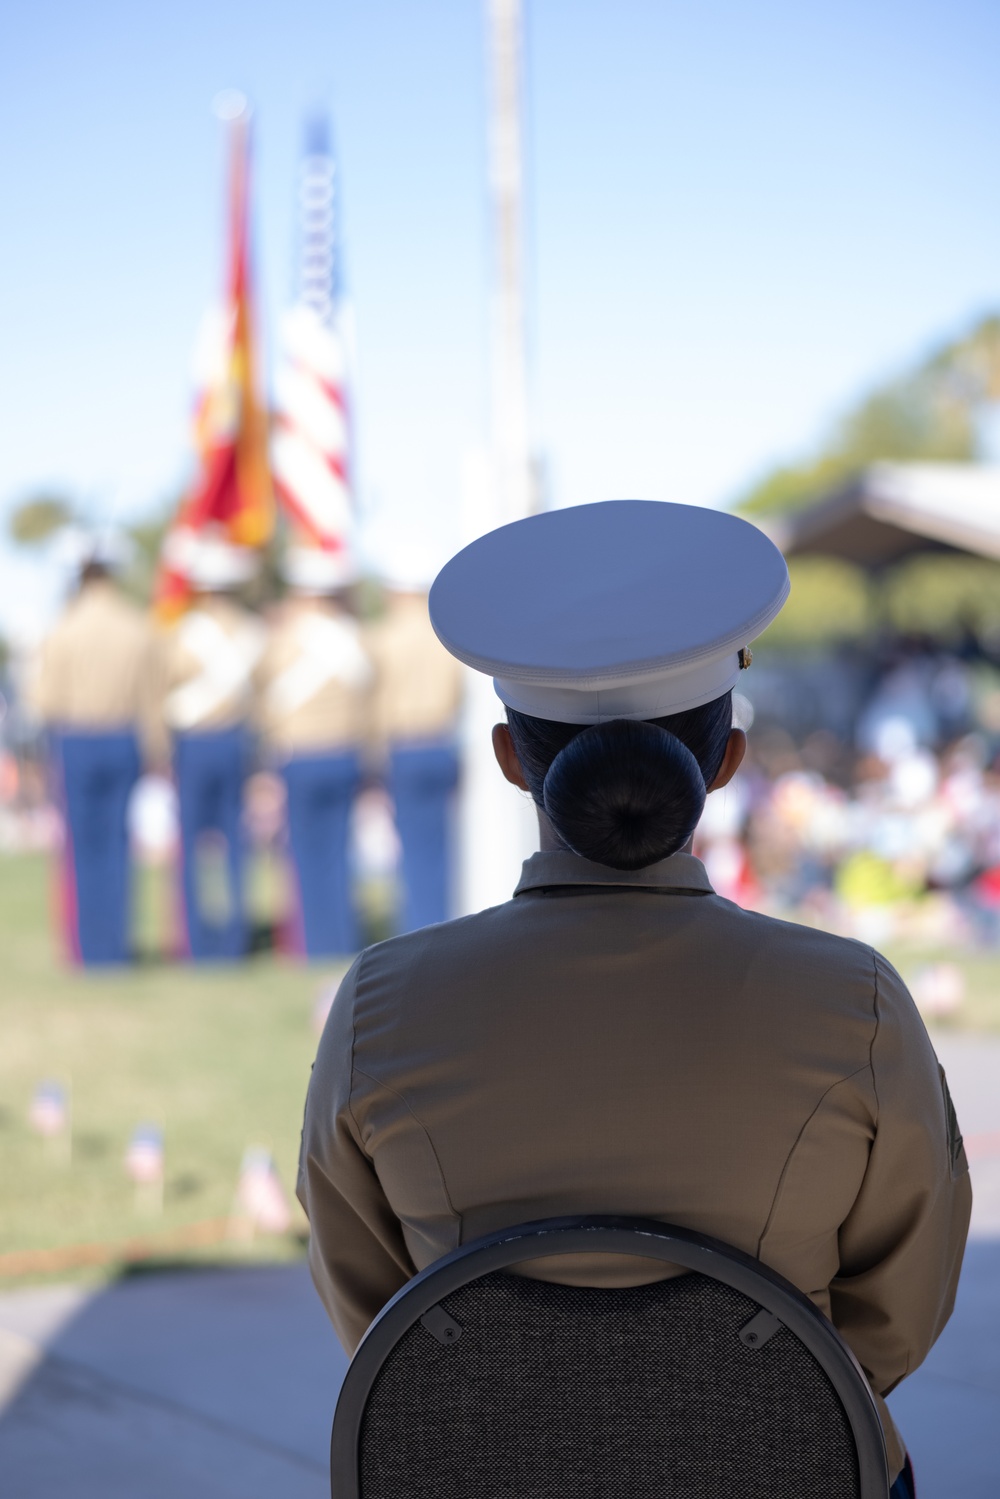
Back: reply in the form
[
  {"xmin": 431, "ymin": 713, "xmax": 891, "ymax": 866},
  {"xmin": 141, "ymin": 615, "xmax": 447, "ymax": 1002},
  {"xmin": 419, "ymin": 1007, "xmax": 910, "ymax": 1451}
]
[
  {"xmin": 174, "ymin": 727, "xmax": 248, "ymax": 961},
  {"xmin": 890, "ymin": 1457, "xmax": 915, "ymax": 1498},
  {"xmin": 282, "ymin": 751, "xmax": 362, "ymax": 958},
  {"xmin": 54, "ymin": 730, "xmax": 140, "ymax": 966},
  {"xmin": 388, "ymin": 740, "xmax": 459, "ymax": 933}
]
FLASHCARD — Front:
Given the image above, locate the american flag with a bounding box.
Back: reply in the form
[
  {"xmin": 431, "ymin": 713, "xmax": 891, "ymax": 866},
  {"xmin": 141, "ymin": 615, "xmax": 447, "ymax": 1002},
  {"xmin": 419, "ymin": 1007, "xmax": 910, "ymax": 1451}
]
[
  {"xmin": 271, "ymin": 114, "xmax": 353, "ymax": 560},
  {"xmin": 236, "ymin": 1146, "xmax": 292, "ymax": 1234}
]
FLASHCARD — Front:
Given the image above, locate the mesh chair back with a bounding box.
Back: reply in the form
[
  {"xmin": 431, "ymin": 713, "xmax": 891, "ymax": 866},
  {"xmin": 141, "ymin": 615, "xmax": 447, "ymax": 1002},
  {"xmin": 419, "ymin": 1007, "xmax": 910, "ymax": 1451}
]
[{"xmin": 331, "ymin": 1216, "xmax": 889, "ymax": 1499}]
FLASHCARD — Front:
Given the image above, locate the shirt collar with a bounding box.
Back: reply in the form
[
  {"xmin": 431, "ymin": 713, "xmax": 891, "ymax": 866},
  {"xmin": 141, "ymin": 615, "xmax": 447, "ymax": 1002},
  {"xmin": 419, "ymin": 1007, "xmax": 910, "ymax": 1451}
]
[{"xmin": 513, "ymin": 849, "xmax": 716, "ymax": 898}]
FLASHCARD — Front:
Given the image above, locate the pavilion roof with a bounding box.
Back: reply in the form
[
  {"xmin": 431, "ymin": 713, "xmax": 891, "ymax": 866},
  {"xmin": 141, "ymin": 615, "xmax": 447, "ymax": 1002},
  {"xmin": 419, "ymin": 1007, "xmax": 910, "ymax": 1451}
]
[{"xmin": 765, "ymin": 462, "xmax": 1000, "ymax": 566}]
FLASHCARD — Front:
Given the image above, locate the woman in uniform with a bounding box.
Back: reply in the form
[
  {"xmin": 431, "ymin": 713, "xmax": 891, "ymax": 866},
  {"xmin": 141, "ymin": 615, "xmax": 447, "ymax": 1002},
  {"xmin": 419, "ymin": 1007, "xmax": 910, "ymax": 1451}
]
[{"xmin": 298, "ymin": 500, "xmax": 970, "ymax": 1498}]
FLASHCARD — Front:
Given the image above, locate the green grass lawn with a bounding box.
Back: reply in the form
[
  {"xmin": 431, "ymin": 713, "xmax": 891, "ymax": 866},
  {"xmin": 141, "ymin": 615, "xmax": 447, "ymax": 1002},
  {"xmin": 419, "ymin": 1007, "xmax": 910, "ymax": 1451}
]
[
  {"xmin": 1, "ymin": 849, "xmax": 998, "ymax": 1288},
  {"xmin": 0, "ymin": 852, "xmax": 349, "ymax": 1283}
]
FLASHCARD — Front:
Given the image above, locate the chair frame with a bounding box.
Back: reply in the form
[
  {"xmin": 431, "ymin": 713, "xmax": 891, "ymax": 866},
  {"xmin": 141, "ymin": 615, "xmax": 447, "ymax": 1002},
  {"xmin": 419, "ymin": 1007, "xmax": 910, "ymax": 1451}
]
[{"xmin": 330, "ymin": 1214, "xmax": 889, "ymax": 1498}]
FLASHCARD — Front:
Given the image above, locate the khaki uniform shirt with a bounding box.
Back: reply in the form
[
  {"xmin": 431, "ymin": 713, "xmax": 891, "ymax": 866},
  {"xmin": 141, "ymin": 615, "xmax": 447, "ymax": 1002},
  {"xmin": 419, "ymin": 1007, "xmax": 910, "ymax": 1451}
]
[
  {"xmin": 34, "ymin": 579, "xmax": 162, "ymax": 759},
  {"xmin": 161, "ymin": 595, "xmax": 264, "ymax": 735},
  {"xmin": 255, "ymin": 600, "xmax": 372, "ymax": 759},
  {"xmin": 365, "ymin": 593, "xmax": 463, "ymax": 751},
  {"xmin": 298, "ymin": 850, "xmax": 971, "ymax": 1481}
]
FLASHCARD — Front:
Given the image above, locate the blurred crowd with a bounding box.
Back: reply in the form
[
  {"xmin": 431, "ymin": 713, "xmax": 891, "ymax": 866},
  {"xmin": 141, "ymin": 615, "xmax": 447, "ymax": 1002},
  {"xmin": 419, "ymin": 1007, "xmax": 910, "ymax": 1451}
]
[{"xmin": 697, "ymin": 654, "xmax": 1000, "ymax": 951}]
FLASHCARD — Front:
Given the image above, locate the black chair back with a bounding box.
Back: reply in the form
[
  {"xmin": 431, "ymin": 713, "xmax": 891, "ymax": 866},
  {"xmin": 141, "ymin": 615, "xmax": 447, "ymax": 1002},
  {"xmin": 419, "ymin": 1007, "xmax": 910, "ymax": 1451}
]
[{"xmin": 331, "ymin": 1215, "xmax": 889, "ymax": 1499}]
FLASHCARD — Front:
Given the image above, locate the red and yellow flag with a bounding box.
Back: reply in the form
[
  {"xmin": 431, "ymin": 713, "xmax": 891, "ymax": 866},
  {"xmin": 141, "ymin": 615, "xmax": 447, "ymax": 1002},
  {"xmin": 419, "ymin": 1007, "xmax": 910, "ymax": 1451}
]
[{"xmin": 156, "ymin": 109, "xmax": 273, "ymax": 618}]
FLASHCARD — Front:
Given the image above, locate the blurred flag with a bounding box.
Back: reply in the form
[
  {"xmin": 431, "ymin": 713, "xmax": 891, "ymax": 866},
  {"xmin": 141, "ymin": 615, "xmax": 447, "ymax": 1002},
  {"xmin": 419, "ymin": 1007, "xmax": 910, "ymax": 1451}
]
[
  {"xmin": 29, "ymin": 1080, "xmax": 68, "ymax": 1139},
  {"xmin": 156, "ymin": 102, "xmax": 273, "ymax": 619},
  {"xmin": 272, "ymin": 115, "xmax": 354, "ymax": 562},
  {"xmin": 235, "ymin": 1146, "xmax": 292, "ymax": 1234},
  {"xmin": 125, "ymin": 1122, "xmax": 165, "ymax": 1184}
]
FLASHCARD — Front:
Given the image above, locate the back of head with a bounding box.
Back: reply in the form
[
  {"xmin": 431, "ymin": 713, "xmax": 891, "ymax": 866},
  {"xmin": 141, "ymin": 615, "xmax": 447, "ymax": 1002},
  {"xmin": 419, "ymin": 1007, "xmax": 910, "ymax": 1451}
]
[
  {"xmin": 428, "ymin": 500, "xmax": 785, "ymax": 871},
  {"xmin": 507, "ymin": 693, "xmax": 733, "ymax": 871}
]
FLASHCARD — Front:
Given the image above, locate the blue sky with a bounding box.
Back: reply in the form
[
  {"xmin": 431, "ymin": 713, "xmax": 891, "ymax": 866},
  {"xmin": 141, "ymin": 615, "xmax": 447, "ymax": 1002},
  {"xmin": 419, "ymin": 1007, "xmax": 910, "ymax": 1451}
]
[{"xmin": 1, "ymin": 0, "xmax": 999, "ymax": 635}]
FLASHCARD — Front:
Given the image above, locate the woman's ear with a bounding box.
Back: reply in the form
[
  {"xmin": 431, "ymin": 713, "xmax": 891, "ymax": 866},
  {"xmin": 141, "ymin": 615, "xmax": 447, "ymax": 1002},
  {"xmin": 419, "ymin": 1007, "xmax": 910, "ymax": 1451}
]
[
  {"xmin": 707, "ymin": 728, "xmax": 747, "ymax": 792},
  {"xmin": 492, "ymin": 723, "xmax": 530, "ymax": 790}
]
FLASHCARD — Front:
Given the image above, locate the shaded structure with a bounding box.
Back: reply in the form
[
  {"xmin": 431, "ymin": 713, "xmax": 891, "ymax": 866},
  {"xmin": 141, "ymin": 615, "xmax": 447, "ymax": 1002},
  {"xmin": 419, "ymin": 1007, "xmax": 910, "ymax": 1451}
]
[{"xmin": 769, "ymin": 463, "xmax": 1000, "ymax": 566}]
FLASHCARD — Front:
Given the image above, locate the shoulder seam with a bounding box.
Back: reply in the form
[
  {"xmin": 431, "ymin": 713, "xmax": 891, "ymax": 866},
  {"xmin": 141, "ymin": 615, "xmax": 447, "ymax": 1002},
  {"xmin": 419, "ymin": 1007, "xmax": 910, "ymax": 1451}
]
[
  {"xmin": 757, "ymin": 1062, "xmax": 873, "ymax": 1257},
  {"xmin": 869, "ymin": 948, "xmax": 882, "ymax": 1128},
  {"xmin": 352, "ymin": 1065, "xmax": 461, "ymax": 1227},
  {"xmin": 346, "ymin": 951, "xmax": 367, "ymax": 1149}
]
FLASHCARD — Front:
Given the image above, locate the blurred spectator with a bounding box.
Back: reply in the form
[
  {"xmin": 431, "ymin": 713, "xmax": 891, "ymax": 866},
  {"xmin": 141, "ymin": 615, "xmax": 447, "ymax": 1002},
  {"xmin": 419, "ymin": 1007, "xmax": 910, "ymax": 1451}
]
[
  {"xmin": 32, "ymin": 533, "xmax": 161, "ymax": 965},
  {"xmin": 160, "ymin": 536, "xmax": 264, "ymax": 961},
  {"xmin": 367, "ymin": 559, "xmax": 463, "ymax": 932},
  {"xmin": 856, "ymin": 661, "xmax": 939, "ymax": 753}
]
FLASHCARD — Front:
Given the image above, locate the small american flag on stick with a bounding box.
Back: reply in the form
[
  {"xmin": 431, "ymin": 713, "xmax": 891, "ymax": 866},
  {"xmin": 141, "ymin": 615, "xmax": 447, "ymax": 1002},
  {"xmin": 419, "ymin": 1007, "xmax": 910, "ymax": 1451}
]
[
  {"xmin": 126, "ymin": 1122, "xmax": 165, "ymax": 1215},
  {"xmin": 29, "ymin": 1080, "xmax": 69, "ymax": 1139},
  {"xmin": 125, "ymin": 1123, "xmax": 164, "ymax": 1183},
  {"xmin": 234, "ymin": 1146, "xmax": 292, "ymax": 1236}
]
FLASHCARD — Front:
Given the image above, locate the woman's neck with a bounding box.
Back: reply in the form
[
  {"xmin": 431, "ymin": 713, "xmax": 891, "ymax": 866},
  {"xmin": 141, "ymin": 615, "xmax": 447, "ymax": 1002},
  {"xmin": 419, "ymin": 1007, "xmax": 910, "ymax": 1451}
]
[
  {"xmin": 534, "ymin": 807, "xmax": 564, "ymax": 852},
  {"xmin": 532, "ymin": 806, "xmax": 695, "ymax": 860}
]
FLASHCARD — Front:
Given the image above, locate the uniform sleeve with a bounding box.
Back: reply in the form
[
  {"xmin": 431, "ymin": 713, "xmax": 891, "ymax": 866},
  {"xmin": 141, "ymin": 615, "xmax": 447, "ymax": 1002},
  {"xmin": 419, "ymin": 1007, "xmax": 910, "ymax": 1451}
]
[
  {"xmin": 296, "ymin": 955, "xmax": 416, "ymax": 1352},
  {"xmin": 829, "ymin": 952, "xmax": 971, "ymax": 1397}
]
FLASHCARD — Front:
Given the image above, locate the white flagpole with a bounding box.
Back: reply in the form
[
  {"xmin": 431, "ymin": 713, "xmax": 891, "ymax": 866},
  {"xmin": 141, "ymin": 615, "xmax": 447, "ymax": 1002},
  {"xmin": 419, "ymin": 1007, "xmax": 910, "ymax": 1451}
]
[{"xmin": 457, "ymin": 0, "xmax": 538, "ymax": 916}]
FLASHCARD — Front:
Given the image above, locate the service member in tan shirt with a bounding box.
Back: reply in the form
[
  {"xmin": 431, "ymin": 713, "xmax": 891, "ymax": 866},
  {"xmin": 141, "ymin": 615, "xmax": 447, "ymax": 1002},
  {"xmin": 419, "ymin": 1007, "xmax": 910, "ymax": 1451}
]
[
  {"xmin": 160, "ymin": 536, "xmax": 264, "ymax": 961},
  {"xmin": 366, "ymin": 575, "xmax": 463, "ymax": 931},
  {"xmin": 35, "ymin": 539, "xmax": 161, "ymax": 965},
  {"xmin": 256, "ymin": 546, "xmax": 372, "ymax": 957},
  {"xmin": 299, "ymin": 502, "xmax": 969, "ymax": 1494}
]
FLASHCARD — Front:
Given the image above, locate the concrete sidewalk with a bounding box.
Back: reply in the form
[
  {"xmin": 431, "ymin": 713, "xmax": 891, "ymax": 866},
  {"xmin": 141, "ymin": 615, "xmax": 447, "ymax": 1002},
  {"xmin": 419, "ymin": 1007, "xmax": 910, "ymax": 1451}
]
[
  {"xmin": 0, "ymin": 1032, "xmax": 997, "ymax": 1498},
  {"xmin": 0, "ymin": 1264, "xmax": 341, "ymax": 1498}
]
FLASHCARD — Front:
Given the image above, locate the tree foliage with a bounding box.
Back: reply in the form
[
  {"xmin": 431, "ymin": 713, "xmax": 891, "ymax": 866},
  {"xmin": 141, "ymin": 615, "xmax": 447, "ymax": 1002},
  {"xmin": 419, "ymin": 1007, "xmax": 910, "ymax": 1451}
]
[
  {"xmin": 883, "ymin": 555, "xmax": 1000, "ymax": 645},
  {"xmin": 759, "ymin": 558, "xmax": 874, "ymax": 650},
  {"xmin": 755, "ymin": 548, "xmax": 1000, "ymax": 653},
  {"xmin": 117, "ymin": 512, "xmax": 170, "ymax": 607},
  {"xmin": 8, "ymin": 495, "xmax": 76, "ymax": 545},
  {"xmin": 737, "ymin": 314, "xmax": 1000, "ymax": 517}
]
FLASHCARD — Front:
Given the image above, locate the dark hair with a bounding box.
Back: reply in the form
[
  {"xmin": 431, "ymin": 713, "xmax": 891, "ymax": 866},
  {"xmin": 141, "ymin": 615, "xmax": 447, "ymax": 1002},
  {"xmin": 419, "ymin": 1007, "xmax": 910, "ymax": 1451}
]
[{"xmin": 506, "ymin": 692, "xmax": 734, "ymax": 871}]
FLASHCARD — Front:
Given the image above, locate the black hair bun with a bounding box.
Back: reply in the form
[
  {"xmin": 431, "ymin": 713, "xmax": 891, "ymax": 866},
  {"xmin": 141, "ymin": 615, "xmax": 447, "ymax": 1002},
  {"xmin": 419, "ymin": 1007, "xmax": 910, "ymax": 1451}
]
[{"xmin": 541, "ymin": 718, "xmax": 706, "ymax": 871}]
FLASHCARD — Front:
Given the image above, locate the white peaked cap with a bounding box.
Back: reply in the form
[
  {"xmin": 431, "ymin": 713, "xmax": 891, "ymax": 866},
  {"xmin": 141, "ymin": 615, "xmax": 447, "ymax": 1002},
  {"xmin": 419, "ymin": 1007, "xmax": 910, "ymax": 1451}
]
[
  {"xmin": 429, "ymin": 500, "xmax": 790, "ymax": 724},
  {"xmin": 283, "ymin": 545, "xmax": 357, "ymax": 592},
  {"xmin": 162, "ymin": 528, "xmax": 259, "ymax": 590}
]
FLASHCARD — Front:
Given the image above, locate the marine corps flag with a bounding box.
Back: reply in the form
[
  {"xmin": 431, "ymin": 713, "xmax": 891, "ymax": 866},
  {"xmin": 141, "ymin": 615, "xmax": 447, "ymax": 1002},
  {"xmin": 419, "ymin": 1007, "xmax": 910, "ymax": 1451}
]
[{"xmin": 156, "ymin": 101, "xmax": 273, "ymax": 618}]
